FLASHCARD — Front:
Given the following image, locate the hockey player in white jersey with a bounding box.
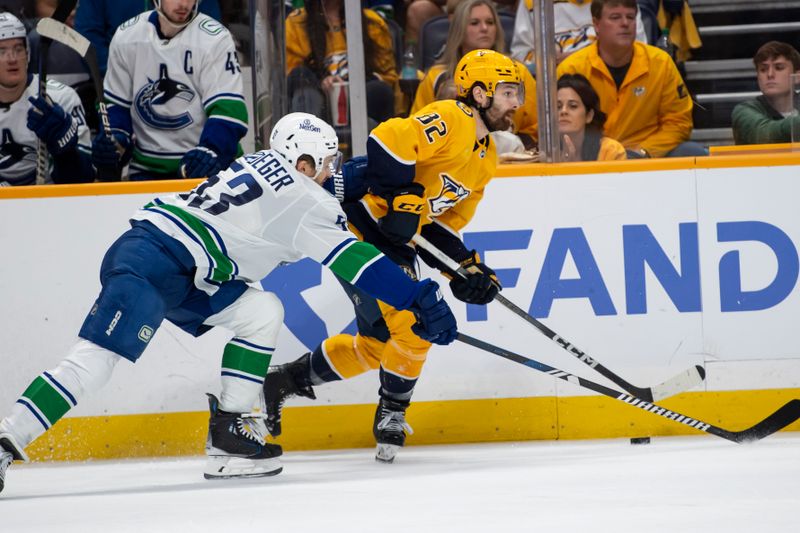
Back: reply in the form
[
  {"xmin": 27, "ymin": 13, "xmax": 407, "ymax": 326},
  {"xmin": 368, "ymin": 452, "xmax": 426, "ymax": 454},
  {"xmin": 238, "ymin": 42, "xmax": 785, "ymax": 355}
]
[
  {"xmin": 0, "ymin": 112, "xmax": 457, "ymax": 492},
  {"xmin": 92, "ymin": 0, "xmax": 248, "ymax": 181},
  {"xmin": 0, "ymin": 12, "xmax": 92, "ymax": 186}
]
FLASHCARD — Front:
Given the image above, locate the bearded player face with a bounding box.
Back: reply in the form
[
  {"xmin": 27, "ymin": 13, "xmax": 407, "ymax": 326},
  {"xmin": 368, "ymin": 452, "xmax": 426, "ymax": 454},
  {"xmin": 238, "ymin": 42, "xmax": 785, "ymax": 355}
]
[
  {"xmin": 158, "ymin": 0, "xmax": 197, "ymax": 25},
  {"xmin": 482, "ymin": 83, "xmax": 521, "ymax": 132}
]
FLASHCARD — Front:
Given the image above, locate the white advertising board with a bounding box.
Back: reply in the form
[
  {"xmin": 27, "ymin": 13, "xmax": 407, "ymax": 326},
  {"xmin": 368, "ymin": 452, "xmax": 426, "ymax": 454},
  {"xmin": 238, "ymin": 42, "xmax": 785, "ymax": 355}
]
[{"xmin": 0, "ymin": 164, "xmax": 798, "ymax": 418}]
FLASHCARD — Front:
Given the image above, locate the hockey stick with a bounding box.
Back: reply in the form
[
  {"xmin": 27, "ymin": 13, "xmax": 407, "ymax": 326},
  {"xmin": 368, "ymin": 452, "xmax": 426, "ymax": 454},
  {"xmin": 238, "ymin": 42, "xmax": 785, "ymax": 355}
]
[
  {"xmin": 413, "ymin": 234, "xmax": 705, "ymax": 402},
  {"xmin": 36, "ymin": 17, "xmax": 122, "ymax": 181},
  {"xmin": 35, "ymin": 0, "xmax": 78, "ymax": 184},
  {"xmin": 457, "ymin": 332, "xmax": 800, "ymax": 443}
]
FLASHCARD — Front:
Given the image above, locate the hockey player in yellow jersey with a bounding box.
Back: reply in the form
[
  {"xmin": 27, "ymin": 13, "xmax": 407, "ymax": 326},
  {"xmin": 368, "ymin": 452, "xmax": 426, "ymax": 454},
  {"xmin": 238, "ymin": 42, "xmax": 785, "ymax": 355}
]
[{"xmin": 262, "ymin": 49, "xmax": 523, "ymax": 463}]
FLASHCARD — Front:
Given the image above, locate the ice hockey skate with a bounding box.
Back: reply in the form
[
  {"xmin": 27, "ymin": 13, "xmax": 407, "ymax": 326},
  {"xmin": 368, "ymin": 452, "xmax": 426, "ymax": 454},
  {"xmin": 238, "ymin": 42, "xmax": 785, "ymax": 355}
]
[
  {"xmin": 0, "ymin": 432, "xmax": 28, "ymax": 494},
  {"xmin": 204, "ymin": 394, "xmax": 283, "ymax": 480},
  {"xmin": 262, "ymin": 353, "xmax": 316, "ymax": 436},
  {"xmin": 373, "ymin": 397, "xmax": 413, "ymax": 463}
]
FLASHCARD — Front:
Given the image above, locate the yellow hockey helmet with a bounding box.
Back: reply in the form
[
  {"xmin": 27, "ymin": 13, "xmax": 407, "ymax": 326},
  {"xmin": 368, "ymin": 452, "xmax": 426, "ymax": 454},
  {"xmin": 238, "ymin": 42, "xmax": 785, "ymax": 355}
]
[{"xmin": 454, "ymin": 49, "xmax": 522, "ymax": 99}]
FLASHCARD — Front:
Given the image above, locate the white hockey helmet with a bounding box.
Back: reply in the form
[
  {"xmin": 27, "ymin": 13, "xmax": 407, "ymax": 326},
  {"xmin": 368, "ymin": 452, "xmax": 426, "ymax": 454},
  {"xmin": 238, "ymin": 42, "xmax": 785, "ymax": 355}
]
[
  {"xmin": 270, "ymin": 112, "xmax": 340, "ymax": 180},
  {"xmin": 0, "ymin": 12, "xmax": 28, "ymax": 54}
]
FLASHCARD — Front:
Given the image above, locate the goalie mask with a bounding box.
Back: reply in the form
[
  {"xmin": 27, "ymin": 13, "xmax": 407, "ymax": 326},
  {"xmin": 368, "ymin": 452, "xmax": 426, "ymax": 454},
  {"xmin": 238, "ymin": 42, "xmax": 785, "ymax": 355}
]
[{"xmin": 270, "ymin": 112, "xmax": 342, "ymax": 181}]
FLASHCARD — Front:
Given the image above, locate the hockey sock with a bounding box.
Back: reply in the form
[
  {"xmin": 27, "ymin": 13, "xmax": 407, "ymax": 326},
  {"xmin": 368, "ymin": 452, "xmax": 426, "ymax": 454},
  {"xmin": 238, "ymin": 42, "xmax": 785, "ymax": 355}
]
[
  {"xmin": 379, "ymin": 367, "xmax": 417, "ymax": 403},
  {"xmin": 0, "ymin": 339, "xmax": 120, "ymax": 449},
  {"xmin": 307, "ymin": 342, "xmax": 348, "ymax": 385},
  {"xmin": 219, "ymin": 338, "xmax": 273, "ymax": 413}
]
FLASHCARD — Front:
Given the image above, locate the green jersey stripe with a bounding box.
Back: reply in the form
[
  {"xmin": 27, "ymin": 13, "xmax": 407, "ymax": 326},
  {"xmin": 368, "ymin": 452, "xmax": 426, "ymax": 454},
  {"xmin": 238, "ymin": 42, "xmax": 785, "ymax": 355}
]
[
  {"xmin": 328, "ymin": 241, "xmax": 383, "ymax": 282},
  {"xmin": 133, "ymin": 150, "xmax": 181, "ymax": 174},
  {"xmin": 349, "ymin": 253, "xmax": 384, "ymax": 285},
  {"xmin": 21, "ymin": 376, "xmax": 72, "ymax": 426},
  {"xmin": 205, "ymin": 99, "xmax": 249, "ymax": 124},
  {"xmin": 221, "ymin": 343, "xmax": 272, "ymax": 377},
  {"xmin": 154, "ymin": 204, "xmax": 235, "ymax": 282}
]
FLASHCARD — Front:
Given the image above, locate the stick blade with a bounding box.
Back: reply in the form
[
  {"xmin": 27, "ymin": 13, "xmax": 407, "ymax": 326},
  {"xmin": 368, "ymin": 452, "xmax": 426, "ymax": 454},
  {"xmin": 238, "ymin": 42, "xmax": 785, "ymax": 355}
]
[
  {"xmin": 650, "ymin": 365, "xmax": 706, "ymax": 402},
  {"xmin": 36, "ymin": 17, "xmax": 90, "ymax": 57},
  {"xmin": 734, "ymin": 399, "xmax": 800, "ymax": 443}
]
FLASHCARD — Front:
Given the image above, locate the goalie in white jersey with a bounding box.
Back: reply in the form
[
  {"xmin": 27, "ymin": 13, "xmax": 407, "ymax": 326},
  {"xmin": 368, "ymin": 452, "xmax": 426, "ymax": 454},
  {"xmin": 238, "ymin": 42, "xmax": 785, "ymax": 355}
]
[
  {"xmin": 93, "ymin": 0, "xmax": 248, "ymax": 181},
  {"xmin": 0, "ymin": 12, "xmax": 92, "ymax": 186},
  {"xmin": 0, "ymin": 113, "xmax": 457, "ymax": 491}
]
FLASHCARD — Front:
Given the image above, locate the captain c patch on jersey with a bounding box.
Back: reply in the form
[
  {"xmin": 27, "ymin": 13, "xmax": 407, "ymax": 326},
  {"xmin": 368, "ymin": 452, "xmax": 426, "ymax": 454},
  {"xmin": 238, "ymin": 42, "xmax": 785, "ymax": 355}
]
[
  {"xmin": 428, "ymin": 173, "xmax": 470, "ymax": 215},
  {"xmin": 135, "ymin": 64, "xmax": 196, "ymax": 130}
]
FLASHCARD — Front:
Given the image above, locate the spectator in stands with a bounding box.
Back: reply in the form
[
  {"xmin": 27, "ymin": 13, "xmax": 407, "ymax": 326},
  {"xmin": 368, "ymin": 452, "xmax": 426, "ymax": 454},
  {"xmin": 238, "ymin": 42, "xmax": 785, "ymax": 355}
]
[
  {"xmin": 405, "ymin": 0, "xmax": 515, "ymax": 48},
  {"xmin": 411, "ymin": 0, "xmax": 538, "ymax": 149},
  {"xmin": 74, "ymin": 0, "xmax": 221, "ymax": 76},
  {"xmin": 24, "ymin": 1, "xmax": 96, "ymax": 130},
  {"xmin": 404, "ymin": 0, "xmax": 445, "ymax": 46},
  {"xmin": 285, "ymin": 0, "xmax": 398, "ymax": 125},
  {"xmin": 557, "ymin": 0, "xmax": 704, "ymax": 158},
  {"xmin": 27, "ymin": 1, "xmax": 84, "ymax": 83},
  {"xmin": 366, "ymin": 0, "xmax": 399, "ymax": 21},
  {"xmin": 558, "ymin": 73, "xmax": 626, "ymax": 160},
  {"xmin": 0, "ymin": 11, "xmax": 92, "ymax": 186},
  {"xmin": 510, "ymin": 0, "xmax": 648, "ymax": 70},
  {"xmin": 93, "ymin": 0, "xmax": 246, "ymax": 181},
  {"xmin": 731, "ymin": 41, "xmax": 800, "ymax": 145}
]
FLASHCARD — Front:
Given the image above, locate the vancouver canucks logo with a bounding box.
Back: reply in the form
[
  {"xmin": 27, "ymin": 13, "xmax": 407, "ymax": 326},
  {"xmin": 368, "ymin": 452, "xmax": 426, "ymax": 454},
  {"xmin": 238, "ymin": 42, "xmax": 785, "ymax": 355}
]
[
  {"xmin": 429, "ymin": 173, "xmax": 470, "ymax": 215},
  {"xmin": 134, "ymin": 64, "xmax": 195, "ymax": 130},
  {"xmin": 0, "ymin": 129, "xmax": 35, "ymax": 169}
]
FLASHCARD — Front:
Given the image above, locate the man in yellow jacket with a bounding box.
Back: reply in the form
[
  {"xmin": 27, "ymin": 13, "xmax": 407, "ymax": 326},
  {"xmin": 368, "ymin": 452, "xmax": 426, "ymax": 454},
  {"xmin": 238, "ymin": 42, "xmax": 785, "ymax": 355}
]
[{"xmin": 557, "ymin": 0, "xmax": 706, "ymax": 158}]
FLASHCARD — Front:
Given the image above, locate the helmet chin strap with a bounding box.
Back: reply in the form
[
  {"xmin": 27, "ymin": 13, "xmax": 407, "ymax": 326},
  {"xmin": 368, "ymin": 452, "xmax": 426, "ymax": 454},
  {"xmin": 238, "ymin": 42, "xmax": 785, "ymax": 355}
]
[{"xmin": 312, "ymin": 160, "xmax": 327, "ymax": 181}]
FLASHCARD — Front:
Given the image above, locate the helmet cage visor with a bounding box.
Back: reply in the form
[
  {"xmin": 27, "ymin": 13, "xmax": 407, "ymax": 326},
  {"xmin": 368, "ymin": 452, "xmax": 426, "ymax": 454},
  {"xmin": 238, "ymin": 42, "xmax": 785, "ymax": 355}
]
[{"xmin": 492, "ymin": 81, "xmax": 524, "ymax": 107}]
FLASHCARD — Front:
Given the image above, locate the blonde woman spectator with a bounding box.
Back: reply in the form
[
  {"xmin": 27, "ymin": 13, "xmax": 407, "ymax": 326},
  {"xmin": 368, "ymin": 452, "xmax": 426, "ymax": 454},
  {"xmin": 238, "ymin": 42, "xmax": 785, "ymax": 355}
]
[
  {"xmin": 411, "ymin": 0, "xmax": 538, "ymax": 148},
  {"xmin": 558, "ymin": 73, "xmax": 626, "ymax": 161}
]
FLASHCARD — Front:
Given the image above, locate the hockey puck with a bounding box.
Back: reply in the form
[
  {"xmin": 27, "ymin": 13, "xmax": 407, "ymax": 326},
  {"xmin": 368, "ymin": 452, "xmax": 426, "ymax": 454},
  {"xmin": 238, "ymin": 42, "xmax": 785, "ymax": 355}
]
[{"xmin": 630, "ymin": 437, "xmax": 651, "ymax": 445}]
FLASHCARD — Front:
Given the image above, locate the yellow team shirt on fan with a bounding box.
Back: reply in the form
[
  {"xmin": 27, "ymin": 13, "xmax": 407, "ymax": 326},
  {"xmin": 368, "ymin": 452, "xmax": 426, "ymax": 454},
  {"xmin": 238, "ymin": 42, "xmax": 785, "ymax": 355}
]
[
  {"xmin": 363, "ymin": 99, "xmax": 497, "ymax": 234},
  {"xmin": 557, "ymin": 41, "xmax": 693, "ymax": 157}
]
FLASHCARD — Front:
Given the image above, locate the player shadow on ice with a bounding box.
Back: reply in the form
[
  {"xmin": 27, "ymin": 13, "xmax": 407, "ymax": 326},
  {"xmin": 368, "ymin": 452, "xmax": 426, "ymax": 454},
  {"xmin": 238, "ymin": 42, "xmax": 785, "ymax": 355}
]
[{"xmin": 2, "ymin": 444, "xmax": 534, "ymax": 501}]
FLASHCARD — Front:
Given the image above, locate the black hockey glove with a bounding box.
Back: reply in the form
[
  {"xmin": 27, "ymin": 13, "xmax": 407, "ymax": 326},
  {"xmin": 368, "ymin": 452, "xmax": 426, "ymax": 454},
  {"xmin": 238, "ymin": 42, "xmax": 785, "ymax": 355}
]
[
  {"xmin": 409, "ymin": 280, "xmax": 458, "ymax": 345},
  {"xmin": 181, "ymin": 146, "xmax": 222, "ymax": 179},
  {"xmin": 92, "ymin": 128, "xmax": 131, "ymax": 181},
  {"xmin": 378, "ymin": 183, "xmax": 425, "ymax": 245},
  {"xmin": 27, "ymin": 95, "xmax": 78, "ymax": 155},
  {"xmin": 449, "ymin": 251, "xmax": 501, "ymax": 305},
  {"xmin": 323, "ymin": 155, "xmax": 369, "ymax": 202}
]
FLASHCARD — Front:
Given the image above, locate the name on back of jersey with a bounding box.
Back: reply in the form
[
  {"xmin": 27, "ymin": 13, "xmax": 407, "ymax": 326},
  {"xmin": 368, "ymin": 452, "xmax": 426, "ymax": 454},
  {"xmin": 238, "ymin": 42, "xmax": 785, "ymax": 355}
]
[{"xmin": 243, "ymin": 151, "xmax": 294, "ymax": 192}]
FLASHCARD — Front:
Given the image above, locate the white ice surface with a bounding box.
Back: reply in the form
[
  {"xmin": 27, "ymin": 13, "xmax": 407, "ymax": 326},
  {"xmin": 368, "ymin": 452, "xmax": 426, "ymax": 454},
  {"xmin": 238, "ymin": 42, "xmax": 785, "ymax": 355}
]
[{"xmin": 2, "ymin": 434, "xmax": 799, "ymax": 533}]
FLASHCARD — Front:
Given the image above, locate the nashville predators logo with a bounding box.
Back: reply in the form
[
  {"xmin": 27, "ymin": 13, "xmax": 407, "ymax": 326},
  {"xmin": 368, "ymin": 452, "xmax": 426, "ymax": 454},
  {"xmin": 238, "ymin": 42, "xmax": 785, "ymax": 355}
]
[
  {"xmin": 428, "ymin": 173, "xmax": 470, "ymax": 215},
  {"xmin": 134, "ymin": 64, "xmax": 196, "ymax": 130},
  {"xmin": 398, "ymin": 264, "xmax": 418, "ymax": 281}
]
